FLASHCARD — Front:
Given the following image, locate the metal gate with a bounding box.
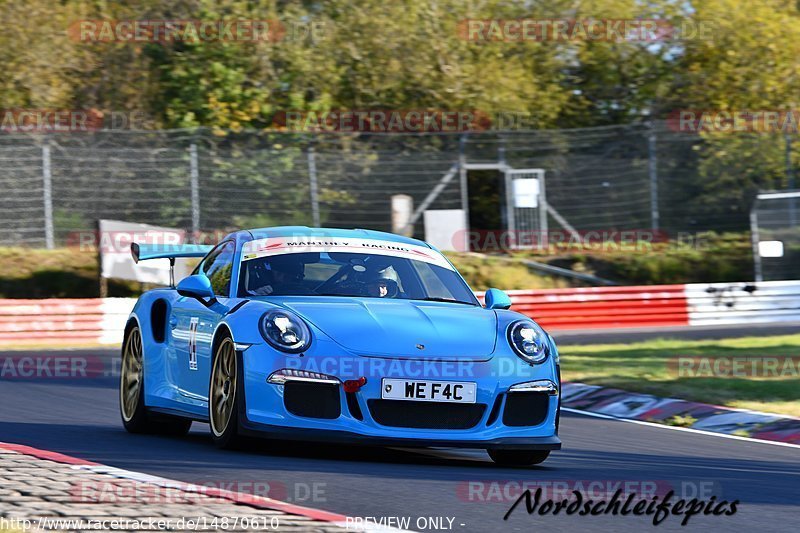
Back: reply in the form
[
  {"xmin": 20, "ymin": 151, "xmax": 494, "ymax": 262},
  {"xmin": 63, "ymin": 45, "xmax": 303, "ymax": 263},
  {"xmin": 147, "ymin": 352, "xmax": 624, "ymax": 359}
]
[
  {"xmin": 504, "ymin": 168, "xmax": 547, "ymax": 249},
  {"xmin": 751, "ymin": 190, "xmax": 800, "ymax": 281}
]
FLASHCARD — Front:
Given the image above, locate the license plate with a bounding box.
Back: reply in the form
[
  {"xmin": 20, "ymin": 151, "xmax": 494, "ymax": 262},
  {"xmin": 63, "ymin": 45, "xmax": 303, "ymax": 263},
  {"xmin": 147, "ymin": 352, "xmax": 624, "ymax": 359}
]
[{"xmin": 381, "ymin": 379, "xmax": 476, "ymax": 403}]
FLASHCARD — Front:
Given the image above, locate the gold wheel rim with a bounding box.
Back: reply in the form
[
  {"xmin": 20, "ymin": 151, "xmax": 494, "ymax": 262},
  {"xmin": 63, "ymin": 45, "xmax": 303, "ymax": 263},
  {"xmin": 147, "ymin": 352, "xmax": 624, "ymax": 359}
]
[
  {"xmin": 210, "ymin": 339, "xmax": 237, "ymax": 437},
  {"xmin": 120, "ymin": 327, "xmax": 143, "ymax": 422}
]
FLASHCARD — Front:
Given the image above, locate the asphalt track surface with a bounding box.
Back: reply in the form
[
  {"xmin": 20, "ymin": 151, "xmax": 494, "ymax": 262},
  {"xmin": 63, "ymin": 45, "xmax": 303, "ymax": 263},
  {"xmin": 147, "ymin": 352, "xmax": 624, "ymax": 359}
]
[{"xmin": 1, "ymin": 346, "xmax": 799, "ymax": 532}]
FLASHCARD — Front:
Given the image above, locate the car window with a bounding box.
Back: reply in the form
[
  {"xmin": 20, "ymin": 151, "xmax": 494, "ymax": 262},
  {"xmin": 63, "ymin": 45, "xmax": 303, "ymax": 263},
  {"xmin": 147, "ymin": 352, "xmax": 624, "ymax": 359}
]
[
  {"xmin": 238, "ymin": 249, "xmax": 477, "ymax": 304},
  {"xmin": 202, "ymin": 241, "xmax": 235, "ymax": 296},
  {"xmin": 302, "ymin": 258, "xmax": 344, "ymax": 283},
  {"xmin": 411, "ymin": 260, "xmax": 452, "ymax": 299}
]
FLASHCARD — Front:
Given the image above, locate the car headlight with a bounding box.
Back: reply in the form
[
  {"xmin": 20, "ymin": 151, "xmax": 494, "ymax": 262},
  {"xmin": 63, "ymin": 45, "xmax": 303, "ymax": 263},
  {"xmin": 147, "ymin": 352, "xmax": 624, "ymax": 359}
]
[
  {"xmin": 507, "ymin": 320, "xmax": 549, "ymax": 364},
  {"xmin": 259, "ymin": 310, "xmax": 311, "ymax": 353}
]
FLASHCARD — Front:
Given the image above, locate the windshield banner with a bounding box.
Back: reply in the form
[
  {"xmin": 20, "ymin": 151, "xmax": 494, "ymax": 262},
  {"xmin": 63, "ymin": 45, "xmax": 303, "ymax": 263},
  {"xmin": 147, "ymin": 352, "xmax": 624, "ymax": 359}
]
[{"xmin": 241, "ymin": 237, "xmax": 454, "ymax": 270}]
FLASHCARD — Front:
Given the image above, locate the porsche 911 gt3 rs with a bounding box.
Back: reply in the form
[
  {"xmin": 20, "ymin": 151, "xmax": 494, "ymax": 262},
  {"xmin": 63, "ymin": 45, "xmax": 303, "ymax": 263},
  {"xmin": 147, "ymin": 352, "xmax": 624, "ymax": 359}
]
[{"xmin": 121, "ymin": 227, "xmax": 561, "ymax": 466}]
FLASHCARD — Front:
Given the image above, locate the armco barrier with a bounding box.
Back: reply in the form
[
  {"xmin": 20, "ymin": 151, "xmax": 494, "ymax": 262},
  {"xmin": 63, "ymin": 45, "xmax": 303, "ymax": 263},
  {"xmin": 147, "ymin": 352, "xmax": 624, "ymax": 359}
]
[
  {"xmin": 0, "ymin": 281, "xmax": 798, "ymax": 347},
  {"xmin": 686, "ymin": 280, "xmax": 800, "ymax": 326},
  {"xmin": 501, "ymin": 285, "xmax": 690, "ymax": 330},
  {"xmin": 0, "ymin": 298, "xmax": 135, "ymax": 347}
]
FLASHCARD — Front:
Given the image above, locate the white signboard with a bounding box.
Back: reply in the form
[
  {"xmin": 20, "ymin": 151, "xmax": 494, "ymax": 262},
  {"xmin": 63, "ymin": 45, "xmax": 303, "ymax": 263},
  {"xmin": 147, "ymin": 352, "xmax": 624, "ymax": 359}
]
[
  {"xmin": 513, "ymin": 178, "xmax": 540, "ymax": 208},
  {"xmin": 98, "ymin": 220, "xmax": 190, "ymax": 285},
  {"xmin": 758, "ymin": 240, "xmax": 785, "ymax": 258},
  {"xmin": 423, "ymin": 209, "xmax": 468, "ymax": 252}
]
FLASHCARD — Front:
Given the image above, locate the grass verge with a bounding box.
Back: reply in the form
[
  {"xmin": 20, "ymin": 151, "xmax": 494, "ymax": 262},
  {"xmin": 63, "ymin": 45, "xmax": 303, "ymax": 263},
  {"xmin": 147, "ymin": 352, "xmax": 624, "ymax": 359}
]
[{"xmin": 561, "ymin": 334, "xmax": 800, "ymax": 418}]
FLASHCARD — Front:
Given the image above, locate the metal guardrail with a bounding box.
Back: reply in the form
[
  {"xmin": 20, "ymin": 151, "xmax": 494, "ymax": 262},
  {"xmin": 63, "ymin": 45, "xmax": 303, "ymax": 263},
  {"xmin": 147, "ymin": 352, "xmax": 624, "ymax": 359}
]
[
  {"xmin": 478, "ymin": 285, "xmax": 688, "ymax": 329},
  {"xmin": 686, "ymin": 280, "xmax": 800, "ymax": 326},
  {"xmin": 480, "ymin": 280, "xmax": 800, "ymax": 330},
  {"xmin": 0, "ymin": 298, "xmax": 131, "ymax": 346}
]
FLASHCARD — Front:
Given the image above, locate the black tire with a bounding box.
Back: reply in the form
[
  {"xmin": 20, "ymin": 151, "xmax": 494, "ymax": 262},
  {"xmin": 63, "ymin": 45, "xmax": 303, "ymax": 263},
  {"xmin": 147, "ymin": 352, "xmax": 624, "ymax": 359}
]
[
  {"xmin": 209, "ymin": 335, "xmax": 244, "ymax": 448},
  {"xmin": 488, "ymin": 449, "xmax": 550, "ymax": 467},
  {"xmin": 120, "ymin": 325, "xmax": 192, "ymax": 436}
]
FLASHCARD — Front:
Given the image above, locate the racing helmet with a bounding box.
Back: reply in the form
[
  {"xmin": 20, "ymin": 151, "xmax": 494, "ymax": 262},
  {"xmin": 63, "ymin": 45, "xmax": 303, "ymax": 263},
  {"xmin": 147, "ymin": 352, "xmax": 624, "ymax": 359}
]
[{"xmin": 367, "ymin": 266, "xmax": 399, "ymax": 298}]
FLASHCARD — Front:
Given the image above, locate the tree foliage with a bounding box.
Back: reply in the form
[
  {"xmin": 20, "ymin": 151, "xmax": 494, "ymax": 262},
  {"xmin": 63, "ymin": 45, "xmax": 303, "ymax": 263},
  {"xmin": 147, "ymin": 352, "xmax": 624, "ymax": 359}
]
[
  {"xmin": 1, "ymin": 0, "xmax": 799, "ymax": 231},
  {"xmin": 2, "ymin": 0, "xmax": 798, "ymax": 128}
]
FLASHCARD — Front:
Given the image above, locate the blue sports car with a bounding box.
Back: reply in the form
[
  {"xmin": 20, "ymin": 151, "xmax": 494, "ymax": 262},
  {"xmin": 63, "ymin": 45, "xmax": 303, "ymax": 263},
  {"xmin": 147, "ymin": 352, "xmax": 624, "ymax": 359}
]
[{"xmin": 122, "ymin": 227, "xmax": 561, "ymax": 466}]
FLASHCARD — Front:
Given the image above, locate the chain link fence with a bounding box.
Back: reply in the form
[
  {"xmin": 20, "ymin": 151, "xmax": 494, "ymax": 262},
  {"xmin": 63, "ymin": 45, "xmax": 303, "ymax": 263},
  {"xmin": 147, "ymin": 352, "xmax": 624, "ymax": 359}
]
[{"xmin": 0, "ymin": 122, "xmax": 794, "ymax": 248}]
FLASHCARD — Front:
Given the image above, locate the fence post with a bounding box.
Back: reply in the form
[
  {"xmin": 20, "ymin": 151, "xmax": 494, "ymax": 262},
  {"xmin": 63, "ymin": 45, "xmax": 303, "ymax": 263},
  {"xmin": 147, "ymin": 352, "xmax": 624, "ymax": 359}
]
[
  {"xmin": 648, "ymin": 122, "xmax": 660, "ymax": 232},
  {"xmin": 750, "ymin": 205, "xmax": 763, "ymax": 282},
  {"xmin": 97, "ymin": 219, "xmax": 107, "ymax": 298},
  {"xmin": 42, "ymin": 142, "xmax": 54, "ymax": 249},
  {"xmin": 392, "ymin": 194, "xmax": 414, "ymax": 237},
  {"xmin": 538, "ymin": 170, "xmax": 549, "ymax": 250},
  {"xmin": 307, "ymin": 142, "xmax": 320, "ymax": 227},
  {"xmin": 189, "ymin": 143, "xmax": 200, "ymax": 242},
  {"xmin": 786, "ymin": 133, "xmax": 796, "ymax": 227},
  {"xmin": 458, "ymin": 133, "xmax": 469, "ymax": 233}
]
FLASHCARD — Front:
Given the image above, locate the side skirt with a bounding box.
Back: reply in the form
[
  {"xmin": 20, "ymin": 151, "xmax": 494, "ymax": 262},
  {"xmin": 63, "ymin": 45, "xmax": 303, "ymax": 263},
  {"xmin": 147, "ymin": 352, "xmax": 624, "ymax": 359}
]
[{"xmin": 149, "ymin": 406, "xmax": 209, "ymax": 423}]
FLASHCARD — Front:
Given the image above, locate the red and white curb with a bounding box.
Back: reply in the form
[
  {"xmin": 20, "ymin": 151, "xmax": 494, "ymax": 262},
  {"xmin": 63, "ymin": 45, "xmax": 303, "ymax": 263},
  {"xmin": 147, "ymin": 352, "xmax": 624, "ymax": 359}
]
[
  {"xmin": 562, "ymin": 382, "xmax": 800, "ymax": 447},
  {"xmin": 0, "ymin": 441, "xmax": 410, "ymax": 532}
]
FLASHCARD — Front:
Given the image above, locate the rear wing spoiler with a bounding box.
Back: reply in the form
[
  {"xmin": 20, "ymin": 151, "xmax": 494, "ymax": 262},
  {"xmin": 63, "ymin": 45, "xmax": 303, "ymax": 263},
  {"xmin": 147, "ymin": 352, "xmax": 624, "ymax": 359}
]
[
  {"xmin": 131, "ymin": 242, "xmax": 214, "ymax": 287},
  {"xmin": 131, "ymin": 243, "xmax": 213, "ymax": 264}
]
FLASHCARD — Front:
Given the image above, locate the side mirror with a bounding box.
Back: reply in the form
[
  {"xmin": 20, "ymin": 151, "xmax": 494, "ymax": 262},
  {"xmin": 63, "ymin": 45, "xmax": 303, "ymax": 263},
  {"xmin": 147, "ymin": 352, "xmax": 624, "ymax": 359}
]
[
  {"xmin": 484, "ymin": 288, "xmax": 512, "ymax": 310},
  {"xmin": 177, "ymin": 274, "xmax": 214, "ymax": 300}
]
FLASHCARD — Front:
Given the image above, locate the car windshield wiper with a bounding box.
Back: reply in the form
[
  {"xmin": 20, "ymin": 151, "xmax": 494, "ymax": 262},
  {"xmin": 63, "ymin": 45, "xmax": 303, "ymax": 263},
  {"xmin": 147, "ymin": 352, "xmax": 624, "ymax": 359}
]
[{"xmin": 415, "ymin": 297, "xmax": 478, "ymax": 306}]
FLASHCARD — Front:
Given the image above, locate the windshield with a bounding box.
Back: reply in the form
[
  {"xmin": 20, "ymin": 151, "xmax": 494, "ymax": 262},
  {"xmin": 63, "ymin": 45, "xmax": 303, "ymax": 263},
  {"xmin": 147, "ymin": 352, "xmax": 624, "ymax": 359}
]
[{"xmin": 237, "ymin": 239, "xmax": 478, "ymax": 305}]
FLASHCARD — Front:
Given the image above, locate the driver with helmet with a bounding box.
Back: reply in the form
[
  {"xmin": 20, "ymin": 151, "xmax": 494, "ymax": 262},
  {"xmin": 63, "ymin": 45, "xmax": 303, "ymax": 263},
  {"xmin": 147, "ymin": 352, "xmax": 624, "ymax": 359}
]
[{"xmin": 365, "ymin": 267, "xmax": 400, "ymax": 298}]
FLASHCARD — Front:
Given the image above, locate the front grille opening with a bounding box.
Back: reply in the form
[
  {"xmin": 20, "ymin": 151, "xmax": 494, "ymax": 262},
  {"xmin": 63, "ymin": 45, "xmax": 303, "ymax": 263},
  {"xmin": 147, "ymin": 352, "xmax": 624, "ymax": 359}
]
[
  {"xmin": 503, "ymin": 392, "xmax": 550, "ymax": 427},
  {"xmin": 346, "ymin": 391, "xmax": 364, "ymax": 421},
  {"xmin": 486, "ymin": 394, "xmax": 504, "ymax": 426},
  {"xmin": 283, "ymin": 381, "xmax": 341, "ymax": 419},
  {"xmin": 368, "ymin": 399, "xmax": 486, "ymax": 429}
]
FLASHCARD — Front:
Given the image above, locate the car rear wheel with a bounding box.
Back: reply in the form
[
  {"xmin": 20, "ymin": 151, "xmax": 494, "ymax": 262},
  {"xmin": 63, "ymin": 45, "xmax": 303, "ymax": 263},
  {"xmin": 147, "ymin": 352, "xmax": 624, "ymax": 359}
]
[
  {"xmin": 120, "ymin": 325, "xmax": 192, "ymax": 436},
  {"xmin": 487, "ymin": 449, "xmax": 550, "ymax": 467},
  {"xmin": 209, "ymin": 336, "xmax": 244, "ymax": 448}
]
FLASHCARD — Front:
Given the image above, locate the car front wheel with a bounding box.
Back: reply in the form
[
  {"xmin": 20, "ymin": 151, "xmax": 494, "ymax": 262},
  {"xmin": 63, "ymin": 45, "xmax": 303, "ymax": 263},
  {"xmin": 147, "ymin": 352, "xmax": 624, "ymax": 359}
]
[
  {"xmin": 488, "ymin": 449, "xmax": 550, "ymax": 467},
  {"xmin": 209, "ymin": 336, "xmax": 244, "ymax": 448}
]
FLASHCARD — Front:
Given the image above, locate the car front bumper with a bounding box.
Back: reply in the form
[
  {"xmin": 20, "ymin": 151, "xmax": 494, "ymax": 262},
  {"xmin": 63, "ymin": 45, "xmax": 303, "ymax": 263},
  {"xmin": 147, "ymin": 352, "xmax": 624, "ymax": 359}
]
[{"xmin": 238, "ymin": 343, "xmax": 561, "ymax": 450}]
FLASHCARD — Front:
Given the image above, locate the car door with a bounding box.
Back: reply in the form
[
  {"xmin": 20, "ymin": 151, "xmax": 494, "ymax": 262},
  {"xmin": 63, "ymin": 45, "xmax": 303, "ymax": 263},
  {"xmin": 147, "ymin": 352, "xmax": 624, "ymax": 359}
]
[{"xmin": 170, "ymin": 241, "xmax": 235, "ymax": 408}]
